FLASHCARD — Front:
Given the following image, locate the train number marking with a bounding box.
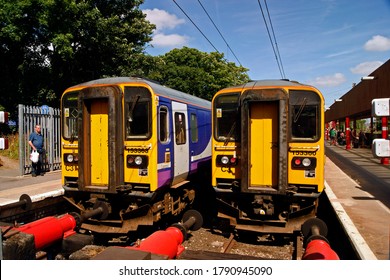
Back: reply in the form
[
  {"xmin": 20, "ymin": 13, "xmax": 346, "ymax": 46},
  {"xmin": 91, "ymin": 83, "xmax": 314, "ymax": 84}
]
[
  {"xmin": 291, "ymin": 151, "xmax": 317, "ymax": 156},
  {"xmin": 65, "ymin": 165, "xmax": 78, "ymax": 172}
]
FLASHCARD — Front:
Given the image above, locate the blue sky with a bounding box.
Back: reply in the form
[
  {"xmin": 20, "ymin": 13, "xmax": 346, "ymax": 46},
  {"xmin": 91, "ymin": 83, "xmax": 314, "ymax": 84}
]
[{"xmin": 140, "ymin": 0, "xmax": 390, "ymax": 108}]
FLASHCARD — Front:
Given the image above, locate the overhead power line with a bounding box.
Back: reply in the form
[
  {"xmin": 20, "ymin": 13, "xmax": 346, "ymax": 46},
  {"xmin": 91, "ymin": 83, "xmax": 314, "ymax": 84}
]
[
  {"xmin": 257, "ymin": 0, "xmax": 286, "ymax": 79},
  {"xmin": 264, "ymin": 0, "xmax": 286, "ymax": 78},
  {"xmin": 172, "ymin": 0, "xmax": 220, "ymax": 53},
  {"xmin": 197, "ymin": 0, "xmax": 243, "ymax": 66}
]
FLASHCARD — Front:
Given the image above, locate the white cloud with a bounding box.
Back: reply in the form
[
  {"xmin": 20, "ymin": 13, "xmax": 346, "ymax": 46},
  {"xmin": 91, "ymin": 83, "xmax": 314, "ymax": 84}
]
[
  {"xmin": 143, "ymin": 8, "xmax": 185, "ymax": 32},
  {"xmin": 143, "ymin": 9, "xmax": 188, "ymax": 48},
  {"xmin": 151, "ymin": 33, "xmax": 189, "ymax": 47},
  {"xmin": 308, "ymin": 73, "xmax": 346, "ymax": 87},
  {"xmin": 350, "ymin": 61, "xmax": 383, "ymax": 75},
  {"xmin": 364, "ymin": 35, "xmax": 390, "ymax": 51}
]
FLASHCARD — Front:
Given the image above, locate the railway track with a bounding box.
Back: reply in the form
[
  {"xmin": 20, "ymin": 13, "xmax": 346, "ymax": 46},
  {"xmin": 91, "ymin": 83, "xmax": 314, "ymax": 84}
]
[{"xmin": 0, "ymin": 190, "xmax": 358, "ymax": 260}]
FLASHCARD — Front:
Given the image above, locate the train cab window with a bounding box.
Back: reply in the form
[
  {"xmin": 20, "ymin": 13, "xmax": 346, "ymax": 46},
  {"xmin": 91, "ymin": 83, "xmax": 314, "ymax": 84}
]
[
  {"xmin": 214, "ymin": 93, "xmax": 240, "ymax": 142},
  {"xmin": 190, "ymin": 113, "xmax": 198, "ymax": 143},
  {"xmin": 290, "ymin": 90, "xmax": 321, "ymax": 141},
  {"xmin": 62, "ymin": 91, "xmax": 79, "ymax": 141},
  {"xmin": 124, "ymin": 87, "xmax": 151, "ymax": 139},
  {"xmin": 159, "ymin": 106, "xmax": 169, "ymax": 143},
  {"xmin": 175, "ymin": 112, "xmax": 186, "ymax": 145}
]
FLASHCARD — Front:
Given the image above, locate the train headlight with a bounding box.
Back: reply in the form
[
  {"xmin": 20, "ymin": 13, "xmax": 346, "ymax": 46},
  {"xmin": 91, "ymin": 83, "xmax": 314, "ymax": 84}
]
[
  {"xmin": 216, "ymin": 155, "xmax": 238, "ymax": 166},
  {"xmin": 302, "ymin": 158, "xmax": 311, "ymax": 167},
  {"xmin": 64, "ymin": 153, "xmax": 78, "ymax": 163},
  {"xmin": 67, "ymin": 154, "xmax": 74, "ymax": 163},
  {"xmin": 135, "ymin": 156, "xmax": 143, "ymax": 165},
  {"xmin": 127, "ymin": 155, "xmax": 148, "ymax": 168},
  {"xmin": 221, "ymin": 156, "xmax": 229, "ymax": 165},
  {"xmin": 291, "ymin": 157, "xmax": 316, "ymax": 169}
]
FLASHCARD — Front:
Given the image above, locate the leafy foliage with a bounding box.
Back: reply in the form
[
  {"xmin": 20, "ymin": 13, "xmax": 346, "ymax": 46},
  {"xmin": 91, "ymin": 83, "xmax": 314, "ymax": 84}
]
[
  {"xmin": 148, "ymin": 47, "xmax": 249, "ymax": 100},
  {"xmin": 0, "ymin": 0, "xmax": 249, "ymax": 116},
  {"xmin": 0, "ymin": 0, "xmax": 154, "ymax": 115}
]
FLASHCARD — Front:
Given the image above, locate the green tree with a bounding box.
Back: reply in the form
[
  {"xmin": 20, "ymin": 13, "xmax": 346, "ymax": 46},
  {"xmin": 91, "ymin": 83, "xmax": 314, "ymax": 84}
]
[
  {"xmin": 0, "ymin": 0, "xmax": 154, "ymax": 115},
  {"xmin": 148, "ymin": 47, "xmax": 249, "ymax": 100}
]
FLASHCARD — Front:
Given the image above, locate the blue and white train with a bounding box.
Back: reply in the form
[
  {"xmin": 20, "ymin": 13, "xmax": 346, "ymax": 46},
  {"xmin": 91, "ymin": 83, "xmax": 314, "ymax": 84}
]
[{"xmin": 60, "ymin": 77, "xmax": 211, "ymax": 235}]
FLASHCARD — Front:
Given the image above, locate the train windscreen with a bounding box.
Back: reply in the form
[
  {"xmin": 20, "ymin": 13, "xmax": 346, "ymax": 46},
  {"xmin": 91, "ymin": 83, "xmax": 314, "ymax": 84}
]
[
  {"xmin": 290, "ymin": 90, "xmax": 321, "ymax": 141},
  {"xmin": 124, "ymin": 86, "xmax": 152, "ymax": 140},
  {"xmin": 214, "ymin": 93, "xmax": 240, "ymax": 142},
  {"xmin": 62, "ymin": 91, "xmax": 79, "ymax": 141}
]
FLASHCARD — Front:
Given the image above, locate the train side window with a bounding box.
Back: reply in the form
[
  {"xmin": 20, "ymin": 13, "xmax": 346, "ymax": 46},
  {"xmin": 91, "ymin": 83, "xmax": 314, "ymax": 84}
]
[
  {"xmin": 290, "ymin": 90, "xmax": 320, "ymax": 141},
  {"xmin": 62, "ymin": 91, "xmax": 79, "ymax": 141},
  {"xmin": 159, "ymin": 106, "xmax": 169, "ymax": 143},
  {"xmin": 190, "ymin": 113, "xmax": 198, "ymax": 143},
  {"xmin": 175, "ymin": 112, "xmax": 186, "ymax": 145}
]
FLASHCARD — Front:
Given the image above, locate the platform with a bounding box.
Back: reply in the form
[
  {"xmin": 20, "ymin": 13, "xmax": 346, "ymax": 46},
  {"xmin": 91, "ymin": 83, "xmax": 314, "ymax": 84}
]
[
  {"xmin": 0, "ymin": 170, "xmax": 63, "ymax": 206},
  {"xmin": 324, "ymin": 144, "xmax": 390, "ymax": 260}
]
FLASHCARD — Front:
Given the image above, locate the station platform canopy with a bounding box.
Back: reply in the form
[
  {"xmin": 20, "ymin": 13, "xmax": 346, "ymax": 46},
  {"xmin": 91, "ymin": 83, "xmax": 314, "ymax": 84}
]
[{"xmin": 325, "ymin": 59, "xmax": 390, "ymax": 123}]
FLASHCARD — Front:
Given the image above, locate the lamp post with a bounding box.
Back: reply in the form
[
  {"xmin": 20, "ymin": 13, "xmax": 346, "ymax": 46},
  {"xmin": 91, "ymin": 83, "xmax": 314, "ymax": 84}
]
[{"xmin": 380, "ymin": 116, "xmax": 389, "ymax": 165}]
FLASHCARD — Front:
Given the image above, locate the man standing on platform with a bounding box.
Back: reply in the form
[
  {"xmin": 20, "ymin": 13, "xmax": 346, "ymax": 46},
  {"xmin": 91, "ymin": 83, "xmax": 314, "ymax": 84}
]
[{"xmin": 28, "ymin": 124, "xmax": 45, "ymax": 177}]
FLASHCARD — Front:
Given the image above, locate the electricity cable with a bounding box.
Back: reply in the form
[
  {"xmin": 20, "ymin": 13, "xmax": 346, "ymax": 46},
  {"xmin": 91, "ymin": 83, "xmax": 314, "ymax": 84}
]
[
  {"xmin": 197, "ymin": 0, "xmax": 243, "ymax": 66},
  {"xmin": 172, "ymin": 0, "xmax": 220, "ymax": 53},
  {"xmin": 257, "ymin": 0, "xmax": 285, "ymax": 79}
]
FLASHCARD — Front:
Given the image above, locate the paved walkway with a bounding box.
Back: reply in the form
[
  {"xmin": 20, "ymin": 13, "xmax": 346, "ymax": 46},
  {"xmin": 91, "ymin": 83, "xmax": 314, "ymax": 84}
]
[
  {"xmin": 324, "ymin": 143, "xmax": 390, "ymax": 260},
  {"xmin": 0, "ymin": 166, "xmax": 62, "ymax": 205}
]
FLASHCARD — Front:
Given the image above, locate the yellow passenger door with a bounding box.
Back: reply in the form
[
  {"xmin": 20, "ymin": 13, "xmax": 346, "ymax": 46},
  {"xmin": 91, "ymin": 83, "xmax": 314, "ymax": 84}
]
[
  {"xmin": 90, "ymin": 99, "xmax": 109, "ymax": 185},
  {"xmin": 249, "ymin": 102, "xmax": 278, "ymax": 188}
]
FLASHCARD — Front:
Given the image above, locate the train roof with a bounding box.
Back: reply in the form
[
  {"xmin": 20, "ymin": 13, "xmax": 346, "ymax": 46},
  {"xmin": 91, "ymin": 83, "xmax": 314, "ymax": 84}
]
[
  {"xmin": 68, "ymin": 77, "xmax": 211, "ymax": 109},
  {"xmin": 222, "ymin": 79, "xmax": 317, "ymax": 90}
]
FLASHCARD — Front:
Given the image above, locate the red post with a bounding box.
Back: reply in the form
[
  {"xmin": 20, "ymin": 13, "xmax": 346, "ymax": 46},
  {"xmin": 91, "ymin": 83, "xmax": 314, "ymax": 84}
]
[
  {"xmin": 345, "ymin": 117, "xmax": 351, "ymax": 150},
  {"xmin": 381, "ymin": 116, "xmax": 389, "ymax": 165}
]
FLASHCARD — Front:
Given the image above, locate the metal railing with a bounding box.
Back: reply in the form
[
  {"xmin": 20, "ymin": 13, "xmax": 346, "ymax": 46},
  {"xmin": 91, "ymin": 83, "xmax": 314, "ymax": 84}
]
[{"xmin": 18, "ymin": 105, "xmax": 61, "ymax": 176}]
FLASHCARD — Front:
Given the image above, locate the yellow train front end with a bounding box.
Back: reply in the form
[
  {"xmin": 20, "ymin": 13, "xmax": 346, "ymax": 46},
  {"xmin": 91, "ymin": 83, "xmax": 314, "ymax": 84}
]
[
  {"xmin": 212, "ymin": 90, "xmax": 241, "ymax": 188},
  {"xmin": 212, "ymin": 80, "xmax": 325, "ymax": 233},
  {"xmin": 61, "ymin": 88, "xmax": 82, "ymax": 188},
  {"xmin": 60, "ymin": 79, "xmax": 161, "ymax": 235},
  {"xmin": 61, "ymin": 80, "xmax": 159, "ymax": 193},
  {"xmin": 122, "ymin": 83, "xmax": 158, "ymax": 193}
]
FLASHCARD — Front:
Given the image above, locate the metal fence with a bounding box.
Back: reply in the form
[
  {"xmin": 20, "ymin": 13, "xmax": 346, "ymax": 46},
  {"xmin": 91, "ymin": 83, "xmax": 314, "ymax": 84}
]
[{"xmin": 18, "ymin": 104, "xmax": 61, "ymax": 176}]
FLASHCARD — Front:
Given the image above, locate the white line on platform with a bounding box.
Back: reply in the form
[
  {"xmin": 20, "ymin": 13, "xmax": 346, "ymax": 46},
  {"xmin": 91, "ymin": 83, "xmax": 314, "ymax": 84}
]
[{"xmin": 325, "ymin": 180, "xmax": 377, "ymax": 260}]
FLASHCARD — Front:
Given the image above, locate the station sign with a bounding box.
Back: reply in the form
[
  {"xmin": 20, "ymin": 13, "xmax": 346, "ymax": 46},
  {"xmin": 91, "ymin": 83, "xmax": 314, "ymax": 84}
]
[
  {"xmin": 0, "ymin": 138, "xmax": 8, "ymax": 150},
  {"xmin": 372, "ymin": 98, "xmax": 390, "ymax": 117},
  {"xmin": 0, "ymin": 111, "xmax": 8, "ymax": 123},
  {"xmin": 372, "ymin": 139, "xmax": 390, "ymax": 158}
]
